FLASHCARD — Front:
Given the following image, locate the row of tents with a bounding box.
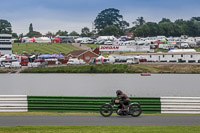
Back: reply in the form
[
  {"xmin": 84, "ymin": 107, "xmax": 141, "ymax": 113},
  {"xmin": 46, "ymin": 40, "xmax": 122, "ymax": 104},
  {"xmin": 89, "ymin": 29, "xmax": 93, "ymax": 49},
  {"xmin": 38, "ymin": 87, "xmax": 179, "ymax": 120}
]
[
  {"xmin": 38, "ymin": 53, "xmax": 64, "ymax": 59},
  {"xmin": 21, "ymin": 37, "xmax": 62, "ymax": 43}
]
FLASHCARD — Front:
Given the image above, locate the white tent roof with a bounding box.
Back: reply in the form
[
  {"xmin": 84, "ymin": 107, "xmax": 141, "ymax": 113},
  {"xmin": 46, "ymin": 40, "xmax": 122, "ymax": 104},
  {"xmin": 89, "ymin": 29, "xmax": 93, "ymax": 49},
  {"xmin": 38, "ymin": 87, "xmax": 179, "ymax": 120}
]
[
  {"xmin": 168, "ymin": 49, "xmax": 196, "ymax": 53},
  {"xmin": 96, "ymin": 56, "xmax": 105, "ymax": 59}
]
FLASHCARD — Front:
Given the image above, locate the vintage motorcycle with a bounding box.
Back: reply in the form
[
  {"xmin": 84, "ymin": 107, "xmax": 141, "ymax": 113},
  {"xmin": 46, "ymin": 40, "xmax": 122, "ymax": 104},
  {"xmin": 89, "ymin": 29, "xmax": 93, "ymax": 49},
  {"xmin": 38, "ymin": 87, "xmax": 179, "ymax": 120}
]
[{"xmin": 100, "ymin": 97, "xmax": 142, "ymax": 117}]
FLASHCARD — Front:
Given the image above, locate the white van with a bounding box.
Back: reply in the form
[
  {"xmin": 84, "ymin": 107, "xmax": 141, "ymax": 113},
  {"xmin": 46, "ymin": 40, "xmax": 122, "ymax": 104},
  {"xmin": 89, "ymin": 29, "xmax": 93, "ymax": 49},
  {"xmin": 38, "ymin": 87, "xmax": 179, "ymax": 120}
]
[
  {"xmin": 10, "ymin": 62, "xmax": 22, "ymax": 68},
  {"xmin": 67, "ymin": 59, "xmax": 80, "ymax": 65}
]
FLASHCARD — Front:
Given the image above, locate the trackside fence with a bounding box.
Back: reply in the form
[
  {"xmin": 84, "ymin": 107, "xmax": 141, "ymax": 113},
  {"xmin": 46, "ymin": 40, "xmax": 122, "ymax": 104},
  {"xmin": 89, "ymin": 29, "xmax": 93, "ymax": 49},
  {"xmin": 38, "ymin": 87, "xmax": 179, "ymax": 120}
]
[
  {"xmin": 1, "ymin": 96, "xmax": 200, "ymax": 114},
  {"xmin": 0, "ymin": 95, "xmax": 28, "ymax": 112},
  {"xmin": 28, "ymin": 96, "xmax": 161, "ymax": 113},
  {"xmin": 161, "ymin": 97, "xmax": 200, "ymax": 114}
]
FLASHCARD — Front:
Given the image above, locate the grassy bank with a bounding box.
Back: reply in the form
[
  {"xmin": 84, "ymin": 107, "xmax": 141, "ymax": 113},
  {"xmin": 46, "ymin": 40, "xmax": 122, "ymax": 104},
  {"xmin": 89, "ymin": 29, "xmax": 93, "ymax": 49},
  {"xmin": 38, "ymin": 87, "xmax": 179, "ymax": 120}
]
[
  {"xmin": 21, "ymin": 64, "xmax": 200, "ymax": 73},
  {"xmin": 0, "ymin": 68, "xmax": 14, "ymax": 73},
  {"xmin": 0, "ymin": 126, "xmax": 199, "ymax": 133},
  {"xmin": 12, "ymin": 43, "xmax": 79, "ymax": 55}
]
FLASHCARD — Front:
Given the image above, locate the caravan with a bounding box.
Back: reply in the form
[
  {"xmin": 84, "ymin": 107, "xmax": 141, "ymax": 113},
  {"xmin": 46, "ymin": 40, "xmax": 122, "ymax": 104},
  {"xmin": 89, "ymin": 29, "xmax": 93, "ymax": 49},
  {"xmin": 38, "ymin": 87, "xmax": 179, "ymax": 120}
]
[
  {"xmin": 126, "ymin": 56, "xmax": 140, "ymax": 64},
  {"xmin": 95, "ymin": 56, "xmax": 115, "ymax": 64}
]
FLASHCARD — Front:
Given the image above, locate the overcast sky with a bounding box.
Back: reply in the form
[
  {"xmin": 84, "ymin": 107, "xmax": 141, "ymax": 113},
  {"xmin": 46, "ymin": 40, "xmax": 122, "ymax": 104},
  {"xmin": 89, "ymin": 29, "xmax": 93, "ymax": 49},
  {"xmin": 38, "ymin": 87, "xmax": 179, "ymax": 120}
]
[{"xmin": 1, "ymin": 0, "xmax": 200, "ymax": 35}]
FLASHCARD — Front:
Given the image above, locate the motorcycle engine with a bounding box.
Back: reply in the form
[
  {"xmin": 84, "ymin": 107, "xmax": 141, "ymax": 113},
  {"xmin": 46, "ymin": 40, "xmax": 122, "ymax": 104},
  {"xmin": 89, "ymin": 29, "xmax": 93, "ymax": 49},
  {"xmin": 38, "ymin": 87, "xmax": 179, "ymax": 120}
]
[{"xmin": 117, "ymin": 109, "xmax": 123, "ymax": 115}]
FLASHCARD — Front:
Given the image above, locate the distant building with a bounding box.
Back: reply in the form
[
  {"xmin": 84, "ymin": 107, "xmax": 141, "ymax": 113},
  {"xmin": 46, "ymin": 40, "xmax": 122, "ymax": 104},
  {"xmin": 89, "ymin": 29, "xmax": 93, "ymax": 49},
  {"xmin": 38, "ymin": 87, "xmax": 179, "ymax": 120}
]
[
  {"xmin": 0, "ymin": 34, "xmax": 12, "ymax": 55},
  {"xmin": 126, "ymin": 51, "xmax": 200, "ymax": 63},
  {"xmin": 125, "ymin": 32, "xmax": 134, "ymax": 38},
  {"xmin": 65, "ymin": 50, "xmax": 99, "ymax": 63}
]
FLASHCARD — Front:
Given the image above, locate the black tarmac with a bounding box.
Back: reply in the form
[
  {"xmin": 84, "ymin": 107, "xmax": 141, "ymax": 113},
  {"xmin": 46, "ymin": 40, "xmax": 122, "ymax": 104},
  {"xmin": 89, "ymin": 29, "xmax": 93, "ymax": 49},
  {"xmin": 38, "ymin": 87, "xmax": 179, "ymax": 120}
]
[{"xmin": 0, "ymin": 115, "xmax": 200, "ymax": 126}]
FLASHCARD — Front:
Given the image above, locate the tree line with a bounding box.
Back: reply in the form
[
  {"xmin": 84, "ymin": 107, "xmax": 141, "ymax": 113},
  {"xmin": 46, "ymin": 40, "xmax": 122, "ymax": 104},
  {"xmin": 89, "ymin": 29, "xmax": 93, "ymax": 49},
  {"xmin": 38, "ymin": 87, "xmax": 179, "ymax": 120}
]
[
  {"xmin": 93, "ymin": 8, "xmax": 200, "ymax": 37},
  {"xmin": 132, "ymin": 17, "xmax": 200, "ymax": 37},
  {"xmin": 1, "ymin": 8, "xmax": 200, "ymax": 38}
]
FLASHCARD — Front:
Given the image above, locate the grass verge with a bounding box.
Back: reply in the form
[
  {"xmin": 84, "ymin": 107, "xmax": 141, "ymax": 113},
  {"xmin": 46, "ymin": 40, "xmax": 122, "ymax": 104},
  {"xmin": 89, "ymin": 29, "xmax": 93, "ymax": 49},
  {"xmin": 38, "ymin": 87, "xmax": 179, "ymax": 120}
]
[
  {"xmin": 0, "ymin": 126, "xmax": 199, "ymax": 133},
  {"xmin": 21, "ymin": 64, "xmax": 200, "ymax": 73},
  {"xmin": 0, "ymin": 68, "xmax": 14, "ymax": 73}
]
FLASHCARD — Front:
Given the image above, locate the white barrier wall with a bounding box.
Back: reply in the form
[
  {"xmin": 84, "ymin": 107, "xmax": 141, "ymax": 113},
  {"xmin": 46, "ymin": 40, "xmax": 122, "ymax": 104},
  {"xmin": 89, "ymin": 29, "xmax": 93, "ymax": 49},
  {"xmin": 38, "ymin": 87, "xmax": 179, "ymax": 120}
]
[
  {"xmin": 161, "ymin": 97, "xmax": 200, "ymax": 114},
  {"xmin": 0, "ymin": 95, "xmax": 28, "ymax": 112}
]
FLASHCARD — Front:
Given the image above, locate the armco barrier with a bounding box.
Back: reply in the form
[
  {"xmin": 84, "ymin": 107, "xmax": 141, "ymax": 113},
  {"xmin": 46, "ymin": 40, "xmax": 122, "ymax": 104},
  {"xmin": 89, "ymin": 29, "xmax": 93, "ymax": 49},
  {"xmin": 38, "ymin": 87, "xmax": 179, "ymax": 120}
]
[
  {"xmin": 28, "ymin": 96, "xmax": 161, "ymax": 113},
  {"xmin": 0, "ymin": 95, "xmax": 28, "ymax": 112},
  {"xmin": 161, "ymin": 97, "xmax": 200, "ymax": 114}
]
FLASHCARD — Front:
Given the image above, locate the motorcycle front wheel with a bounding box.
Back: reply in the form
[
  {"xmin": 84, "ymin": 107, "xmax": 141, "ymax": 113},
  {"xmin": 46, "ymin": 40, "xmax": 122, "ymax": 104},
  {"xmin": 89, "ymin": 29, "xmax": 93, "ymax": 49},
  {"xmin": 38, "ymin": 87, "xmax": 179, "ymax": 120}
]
[
  {"xmin": 100, "ymin": 104, "xmax": 113, "ymax": 117},
  {"xmin": 129, "ymin": 103, "xmax": 142, "ymax": 117}
]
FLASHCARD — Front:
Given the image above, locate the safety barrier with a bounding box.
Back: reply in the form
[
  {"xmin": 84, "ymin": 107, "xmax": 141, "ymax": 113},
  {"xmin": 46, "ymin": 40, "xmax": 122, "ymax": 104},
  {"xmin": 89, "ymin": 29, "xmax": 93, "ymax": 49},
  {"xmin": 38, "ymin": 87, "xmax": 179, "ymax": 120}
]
[
  {"xmin": 0, "ymin": 95, "xmax": 28, "ymax": 112},
  {"xmin": 161, "ymin": 97, "xmax": 200, "ymax": 114},
  {"xmin": 1, "ymin": 96, "xmax": 200, "ymax": 114},
  {"xmin": 27, "ymin": 96, "xmax": 161, "ymax": 113}
]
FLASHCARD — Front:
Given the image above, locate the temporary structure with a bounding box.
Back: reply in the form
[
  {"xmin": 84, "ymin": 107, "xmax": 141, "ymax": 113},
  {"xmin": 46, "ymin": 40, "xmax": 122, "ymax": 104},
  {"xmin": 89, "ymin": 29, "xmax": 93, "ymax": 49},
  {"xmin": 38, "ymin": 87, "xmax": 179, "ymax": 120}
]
[{"xmin": 35, "ymin": 37, "xmax": 51, "ymax": 43}]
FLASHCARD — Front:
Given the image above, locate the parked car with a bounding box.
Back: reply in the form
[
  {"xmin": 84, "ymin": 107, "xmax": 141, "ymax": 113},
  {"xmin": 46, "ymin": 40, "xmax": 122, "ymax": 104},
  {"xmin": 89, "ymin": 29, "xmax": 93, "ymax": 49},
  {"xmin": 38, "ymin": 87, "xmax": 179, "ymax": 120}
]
[
  {"xmin": 104, "ymin": 41, "xmax": 112, "ymax": 45},
  {"xmin": 4, "ymin": 62, "xmax": 11, "ymax": 68},
  {"xmin": 10, "ymin": 62, "xmax": 22, "ymax": 68}
]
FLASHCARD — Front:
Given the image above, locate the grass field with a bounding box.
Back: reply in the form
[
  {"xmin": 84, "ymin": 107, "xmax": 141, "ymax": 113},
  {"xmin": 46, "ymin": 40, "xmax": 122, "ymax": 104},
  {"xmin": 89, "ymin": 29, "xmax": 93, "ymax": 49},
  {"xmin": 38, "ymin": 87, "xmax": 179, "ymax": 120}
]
[
  {"xmin": 0, "ymin": 126, "xmax": 199, "ymax": 133},
  {"xmin": 84, "ymin": 44, "xmax": 100, "ymax": 49},
  {"xmin": 21, "ymin": 64, "xmax": 200, "ymax": 73},
  {"xmin": 12, "ymin": 43, "xmax": 80, "ymax": 55}
]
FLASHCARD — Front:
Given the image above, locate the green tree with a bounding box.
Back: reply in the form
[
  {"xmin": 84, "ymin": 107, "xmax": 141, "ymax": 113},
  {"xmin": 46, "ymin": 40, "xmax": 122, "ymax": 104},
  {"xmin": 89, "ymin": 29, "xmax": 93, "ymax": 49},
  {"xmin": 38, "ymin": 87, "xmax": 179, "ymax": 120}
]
[
  {"xmin": 19, "ymin": 33, "xmax": 23, "ymax": 39},
  {"xmin": 145, "ymin": 22, "xmax": 159, "ymax": 36},
  {"xmin": 94, "ymin": 8, "xmax": 129, "ymax": 35},
  {"xmin": 69, "ymin": 31, "xmax": 79, "ymax": 36},
  {"xmin": 26, "ymin": 23, "xmax": 42, "ymax": 37},
  {"xmin": 26, "ymin": 31, "xmax": 42, "ymax": 38},
  {"xmin": 191, "ymin": 17, "xmax": 200, "ymax": 22},
  {"xmin": 12, "ymin": 33, "xmax": 18, "ymax": 39},
  {"xmin": 29, "ymin": 23, "xmax": 33, "ymax": 32},
  {"xmin": 0, "ymin": 19, "xmax": 12, "ymax": 34},
  {"xmin": 56, "ymin": 30, "xmax": 68, "ymax": 36},
  {"xmin": 100, "ymin": 25, "xmax": 119, "ymax": 36},
  {"xmin": 81, "ymin": 27, "xmax": 91, "ymax": 37},
  {"xmin": 159, "ymin": 18, "xmax": 171, "ymax": 23},
  {"xmin": 158, "ymin": 22, "xmax": 174, "ymax": 37},
  {"xmin": 134, "ymin": 24, "xmax": 150, "ymax": 37},
  {"xmin": 45, "ymin": 31, "xmax": 54, "ymax": 36},
  {"xmin": 133, "ymin": 17, "xmax": 146, "ymax": 27},
  {"xmin": 119, "ymin": 20, "xmax": 130, "ymax": 35}
]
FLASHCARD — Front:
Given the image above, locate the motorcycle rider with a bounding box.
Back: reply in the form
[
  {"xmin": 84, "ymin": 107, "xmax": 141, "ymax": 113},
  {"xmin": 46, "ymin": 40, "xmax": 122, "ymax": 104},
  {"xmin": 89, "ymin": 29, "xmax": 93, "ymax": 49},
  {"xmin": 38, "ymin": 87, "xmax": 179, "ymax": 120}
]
[{"xmin": 116, "ymin": 90, "xmax": 130, "ymax": 112}]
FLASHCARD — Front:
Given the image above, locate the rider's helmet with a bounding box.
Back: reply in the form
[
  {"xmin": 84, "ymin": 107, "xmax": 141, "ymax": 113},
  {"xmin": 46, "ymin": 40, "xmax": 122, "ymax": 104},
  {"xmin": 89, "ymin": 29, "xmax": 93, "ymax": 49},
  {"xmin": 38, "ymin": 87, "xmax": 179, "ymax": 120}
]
[{"xmin": 116, "ymin": 90, "xmax": 122, "ymax": 95}]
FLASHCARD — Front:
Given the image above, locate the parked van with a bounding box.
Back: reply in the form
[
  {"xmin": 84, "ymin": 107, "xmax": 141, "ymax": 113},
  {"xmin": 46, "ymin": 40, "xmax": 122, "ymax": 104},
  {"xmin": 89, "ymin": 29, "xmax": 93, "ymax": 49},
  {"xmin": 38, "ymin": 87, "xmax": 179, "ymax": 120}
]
[
  {"xmin": 67, "ymin": 59, "xmax": 79, "ymax": 65},
  {"xmin": 10, "ymin": 62, "xmax": 22, "ymax": 68},
  {"xmin": 67, "ymin": 58, "xmax": 85, "ymax": 65}
]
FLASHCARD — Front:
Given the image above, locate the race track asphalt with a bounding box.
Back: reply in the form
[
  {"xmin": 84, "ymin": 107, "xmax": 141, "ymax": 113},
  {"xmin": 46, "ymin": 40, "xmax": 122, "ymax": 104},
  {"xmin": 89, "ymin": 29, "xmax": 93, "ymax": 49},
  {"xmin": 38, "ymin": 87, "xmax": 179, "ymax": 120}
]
[{"xmin": 0, "ymin": 115, "xmax": 200, "ymax": 126}]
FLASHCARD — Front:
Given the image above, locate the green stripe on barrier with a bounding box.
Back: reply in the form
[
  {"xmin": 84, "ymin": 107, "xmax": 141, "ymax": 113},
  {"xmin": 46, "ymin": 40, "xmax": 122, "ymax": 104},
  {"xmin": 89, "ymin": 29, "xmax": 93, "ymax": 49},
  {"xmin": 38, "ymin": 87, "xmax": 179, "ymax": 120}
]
[{"xmin": 28, "ymin": 96, "xmax": 161, "ymax": 113}]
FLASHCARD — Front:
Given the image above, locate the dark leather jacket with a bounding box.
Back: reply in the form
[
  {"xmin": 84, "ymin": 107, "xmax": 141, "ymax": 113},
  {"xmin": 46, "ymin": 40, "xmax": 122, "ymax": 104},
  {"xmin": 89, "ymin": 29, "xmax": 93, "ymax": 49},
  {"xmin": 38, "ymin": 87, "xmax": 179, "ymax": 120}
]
[{"xmin": 118, "ymin": 93, "xmax": 130, "ymax": 101}]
